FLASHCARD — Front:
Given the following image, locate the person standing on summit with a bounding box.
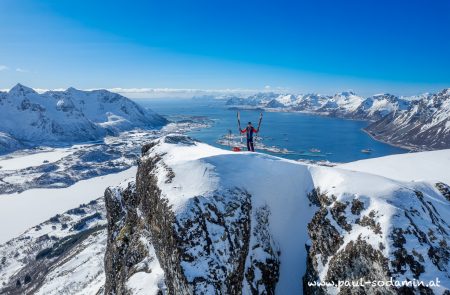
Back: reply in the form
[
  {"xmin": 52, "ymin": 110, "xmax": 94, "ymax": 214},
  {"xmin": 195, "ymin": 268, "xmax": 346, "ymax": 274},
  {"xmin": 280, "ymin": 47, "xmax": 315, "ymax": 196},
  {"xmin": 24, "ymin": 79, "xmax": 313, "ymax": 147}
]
[
  {"xmin": 237, "ymin": 112, "xmax": 263, "ymax": 152},
  {"xmin": 240, "ymin": 121, "xmax": 259, "ymax": 152}
]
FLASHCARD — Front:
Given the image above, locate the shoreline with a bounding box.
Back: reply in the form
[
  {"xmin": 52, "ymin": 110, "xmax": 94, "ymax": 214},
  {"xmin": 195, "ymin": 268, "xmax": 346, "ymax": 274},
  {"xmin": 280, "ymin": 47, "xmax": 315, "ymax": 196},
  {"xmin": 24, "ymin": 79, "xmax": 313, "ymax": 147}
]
[
  {"xmin": 361, "ymin": 128, "xmax": 424, "ymax": 152},
  {"xmin": 227, "ymin": 104, "xmax": 431, "ymax": 153}
]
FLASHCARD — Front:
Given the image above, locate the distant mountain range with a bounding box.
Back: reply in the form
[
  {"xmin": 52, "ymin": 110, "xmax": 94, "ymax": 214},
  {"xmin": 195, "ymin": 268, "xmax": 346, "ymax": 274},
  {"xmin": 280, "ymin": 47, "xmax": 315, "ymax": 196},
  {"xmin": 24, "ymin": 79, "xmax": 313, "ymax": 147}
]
[
  {"xmin": 0, "ymin": 84, "xmax": 167, "ymax": 154},
  {"xmin": 224, "ymin": 89, "xmax": 450, "ymax": 150},
  {"xmin": 366, "ymin": 89, "xmax": 450, "ymax": 150}
]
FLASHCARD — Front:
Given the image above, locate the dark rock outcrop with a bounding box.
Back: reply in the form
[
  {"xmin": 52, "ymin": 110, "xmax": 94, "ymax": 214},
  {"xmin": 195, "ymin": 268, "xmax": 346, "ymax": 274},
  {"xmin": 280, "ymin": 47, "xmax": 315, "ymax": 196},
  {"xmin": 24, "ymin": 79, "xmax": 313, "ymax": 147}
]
[
  {"xmin": 104, "ymin": 136, "xmax": 280, "ymax": 294},
  {"xmin": 303, "ymin": 188, "xmax": 450, "ymax": 295}
]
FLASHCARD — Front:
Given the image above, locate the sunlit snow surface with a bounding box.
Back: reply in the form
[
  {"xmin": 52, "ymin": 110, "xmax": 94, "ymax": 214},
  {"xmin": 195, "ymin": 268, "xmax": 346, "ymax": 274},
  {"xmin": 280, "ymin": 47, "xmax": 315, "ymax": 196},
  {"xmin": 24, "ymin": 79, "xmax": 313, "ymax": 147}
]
[
  {"xmin": 338, "ymin": 149, "xmax": 450, "ymax": 184},
  {"xmin": 147, "ymin": 137, "xmax": 450, "ymax": 294},
  {"xmin": 0, "ymin": 147, "xmax": 76, "ymax": 171},
  {"xmin": 0, "ymin": 169, "xmax": 136, "ymax": 244},
  {"xmin": 1, "ymin": 126, "xmax": 449, "ymax": 294},
  {"xmin": 0, "ymin": 121, "xmax": 211, "ymax": 243}
]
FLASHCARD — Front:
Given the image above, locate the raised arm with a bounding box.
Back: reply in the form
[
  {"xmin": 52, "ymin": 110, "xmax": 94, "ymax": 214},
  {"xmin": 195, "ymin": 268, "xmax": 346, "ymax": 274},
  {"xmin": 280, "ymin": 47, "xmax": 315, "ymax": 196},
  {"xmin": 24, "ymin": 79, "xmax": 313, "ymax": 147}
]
[{"xmin": 240, "ymin": 128, "xmax": 247, "ymax": 134}]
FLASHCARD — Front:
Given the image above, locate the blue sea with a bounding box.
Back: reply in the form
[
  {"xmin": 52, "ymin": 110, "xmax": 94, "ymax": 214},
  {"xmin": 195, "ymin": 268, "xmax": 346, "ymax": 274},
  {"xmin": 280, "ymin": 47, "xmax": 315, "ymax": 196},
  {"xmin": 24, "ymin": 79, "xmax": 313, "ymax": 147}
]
[{"xmin": 139, "ymin": 99, "xmax": 407, "ymax": 163}]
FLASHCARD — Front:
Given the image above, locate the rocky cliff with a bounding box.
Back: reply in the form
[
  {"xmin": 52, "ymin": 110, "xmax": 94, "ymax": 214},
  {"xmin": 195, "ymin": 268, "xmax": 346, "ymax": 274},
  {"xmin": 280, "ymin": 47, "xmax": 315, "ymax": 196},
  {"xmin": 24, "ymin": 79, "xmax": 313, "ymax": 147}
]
[
  {"xmin": 104, "ymin": 136, "xmax": 280, "ymax": 294},
  {"xmin": 103, "ymin": 135, "xmax": 450, "ymax": 294},
  {"xmin": 1, "ymin": 136, "xmax": 449, "ymax": 294}
]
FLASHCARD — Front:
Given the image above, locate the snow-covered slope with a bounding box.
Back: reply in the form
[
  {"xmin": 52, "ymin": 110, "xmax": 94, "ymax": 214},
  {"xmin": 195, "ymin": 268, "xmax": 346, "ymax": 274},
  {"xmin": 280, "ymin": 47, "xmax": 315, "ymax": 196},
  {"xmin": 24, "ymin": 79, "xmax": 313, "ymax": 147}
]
[
  {"xmin": 0, "ymin": 132, "xmax": 23, "ymax": 154},
  {"xmin": 350, "ymin": 93, "xmax": 410, "ymax": 121},
  {"xmin": 225, "ymin": 92, "xmax": 280, "ymax": 107},
  {"xmin": 104, "ymin": 135, "xmax": 450, "ymax": 294},
  {"xmin": 338, "ymin": 149, "xmax": 450, "ymax": 183},
  {"xmin": 0, "ymin": 198, "xmax": 107, "ymax": 294},
  {"xmin": 317, "ymin": 91, "xmax": 364, "ymax": 115},
  {"xmin": 1, "ymin": 137, "xmax": 449, "ymax": 294},
  {"xmin": 291, "ymin": 93, "xmax": 330, "ymax": 111},
  {"xmin": 366, "ymin": 89, "xmax": 450, "ymax": 150},
  {"xmin": 0, "ymin": 84, "xmax": 167, "ymax": 154},
  {"xmin": 224, "ymin": 91, "xmax": 409, "ymax": 120}
]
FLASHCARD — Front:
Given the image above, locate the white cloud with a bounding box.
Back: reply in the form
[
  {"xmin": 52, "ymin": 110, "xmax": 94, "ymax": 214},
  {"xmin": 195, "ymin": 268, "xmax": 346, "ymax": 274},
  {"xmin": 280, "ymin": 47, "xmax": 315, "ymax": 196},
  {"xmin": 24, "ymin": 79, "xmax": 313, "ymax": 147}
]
[
  {"xmin": 0, "ymin": 65, "xmax": 9, "ymax": 71},
  {"xmin": 1, "ymin": 86, "xmax": 280, "ymax": 98},
  {"xmin": 104, "ymin": 87, "xmax": 263, "ymax": 99},
  {"xmin": 15, "ymin": 68, "xmax": 29, "ymax": 73}
]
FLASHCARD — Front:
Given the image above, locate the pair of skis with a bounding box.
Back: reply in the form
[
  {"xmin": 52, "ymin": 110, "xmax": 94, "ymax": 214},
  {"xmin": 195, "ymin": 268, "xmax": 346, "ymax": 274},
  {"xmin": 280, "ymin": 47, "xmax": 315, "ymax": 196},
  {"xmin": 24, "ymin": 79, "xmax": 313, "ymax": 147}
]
[{"xmin": 237, "ymin": 111, "xmax": 263, "ymax": 132}]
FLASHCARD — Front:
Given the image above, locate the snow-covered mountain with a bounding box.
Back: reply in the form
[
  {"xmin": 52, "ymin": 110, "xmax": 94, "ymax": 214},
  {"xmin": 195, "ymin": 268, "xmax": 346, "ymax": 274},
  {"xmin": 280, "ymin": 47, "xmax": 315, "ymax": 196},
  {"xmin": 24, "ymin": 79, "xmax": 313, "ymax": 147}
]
[
  {"xmin": 350, "ymin": 93, "xmax": 410, "ymax": 121},
  {"xmin": 317, "ymin": 91, "xmax": 364, "ymax": 115},
  {"xmin": 291, "ymin": 93, "xmax": 330, "ymax": 111},
  {"xmin": 103, "ymin": 136, "xmax": 450, "ymax": 294},
  {"xmin": 0, "ymin": 84, "xmax": 167, "ymax": 154},
  {"xmin": 225, "ymin": 92, "xmax": 280, "ymax": 107},
  {"xmin": 366, "ymin": 88, "xmax": 450, "ymax": 150},
  {"xmin": 2, "ymin": 136, "xmax": 450, "ymax": 294},
  {"xmin": 225, "ymin": 91, "xmax": 409, "ymax": 120},
  {"xmin": 0, "ymin": 198, "xmax": 107, "ymax": 294}
]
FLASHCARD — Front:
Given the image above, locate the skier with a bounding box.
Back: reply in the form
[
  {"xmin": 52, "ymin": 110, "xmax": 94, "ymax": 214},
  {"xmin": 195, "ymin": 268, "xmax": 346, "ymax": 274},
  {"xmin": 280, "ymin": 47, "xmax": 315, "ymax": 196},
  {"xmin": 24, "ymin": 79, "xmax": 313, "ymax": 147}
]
[
  {"xmin": 237, "ymin": 112, "xmax": 263, "ymax": 152},
  {"xmin": 240, "ymin": 121, "xmax": 259, "ymax": 152}
]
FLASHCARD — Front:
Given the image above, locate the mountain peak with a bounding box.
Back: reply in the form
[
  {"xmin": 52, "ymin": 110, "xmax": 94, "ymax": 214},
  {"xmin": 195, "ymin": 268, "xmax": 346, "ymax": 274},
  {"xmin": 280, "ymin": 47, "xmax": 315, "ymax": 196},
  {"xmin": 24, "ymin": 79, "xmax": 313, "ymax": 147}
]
[
  {"xmin": 439, "ymin": 88, "xmax": 450, "ymax": 96},
  {"xmin": 66, "ymin": 86, "xmax": 79, "ymax": 92},
  {"xmin": 338, "ymin": 91, "xmax": 357, "ymax": 96},
  {"xmin": 8, "ymin": 83, "xmax": 37, "ymax": 96}
]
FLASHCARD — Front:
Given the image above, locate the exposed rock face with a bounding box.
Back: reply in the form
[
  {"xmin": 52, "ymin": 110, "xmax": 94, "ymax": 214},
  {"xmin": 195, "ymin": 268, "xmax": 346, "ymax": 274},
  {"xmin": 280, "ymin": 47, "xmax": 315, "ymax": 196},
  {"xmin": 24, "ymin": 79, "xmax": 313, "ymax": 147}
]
[
  {"xmin": 104, "ymin": 135, "xmax": 280, "ymax": 294},
  {"xmin": 303, "ymin": 188, "xmax": 450, "ymax": 295},
  {"xmin": 2, "ymin": 135, "xmax": 449, "ymax": 294},
  {"xmin": 351, "ymin": 93, "xmax": 409, "ymax": 121},
  {"xmin": 436, "ymin": 182, "xmax": 450, "ymax": 202},
  {"xmin": 244, "ymin": 205, "xmax": 280, "ymax": 294},
  {"xmin": 365, "ymin": 89, "xmax": 450, "ymax": 150},
  {"xmin": 103, "ymin": 136, "xmax": 450, "ymax": 294},
  {"xmin": 103, "ymin": 181, "xmax": 158, "ymax": 295}
]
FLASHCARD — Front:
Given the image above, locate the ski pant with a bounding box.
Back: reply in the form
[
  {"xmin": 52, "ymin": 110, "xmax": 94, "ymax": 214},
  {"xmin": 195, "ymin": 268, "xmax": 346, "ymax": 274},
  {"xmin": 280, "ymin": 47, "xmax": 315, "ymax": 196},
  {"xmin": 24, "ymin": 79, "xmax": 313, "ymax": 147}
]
[{"xmin": 247, "ymin": 139, "xmax": 255, "ymax": 152}]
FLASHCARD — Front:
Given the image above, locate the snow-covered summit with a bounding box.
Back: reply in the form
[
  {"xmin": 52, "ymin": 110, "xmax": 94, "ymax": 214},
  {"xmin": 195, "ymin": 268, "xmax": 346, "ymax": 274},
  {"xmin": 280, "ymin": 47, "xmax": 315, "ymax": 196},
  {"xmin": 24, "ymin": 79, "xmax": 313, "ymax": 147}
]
[
  {"xmin": 0, "ymin": 84, "xmax": 167, "ymax": 153},
  {"xmin": 7, "ymin": 83, "xmax": 38, "ymax": 97},
  {"xmin": 318, "ymin": 91, "xmax": 364, "ymax": 114},
  {"xmin": 103, "ymin": 135, "xmax": 450, "ymax": 294}
]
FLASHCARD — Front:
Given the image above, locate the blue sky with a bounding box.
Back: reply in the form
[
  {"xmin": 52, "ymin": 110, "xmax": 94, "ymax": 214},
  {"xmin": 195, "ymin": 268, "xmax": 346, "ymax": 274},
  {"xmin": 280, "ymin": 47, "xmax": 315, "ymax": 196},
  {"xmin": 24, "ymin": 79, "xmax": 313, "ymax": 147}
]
[{"xmin": 0, "ymin": 0, "xmax": 449, "ymax": 97}]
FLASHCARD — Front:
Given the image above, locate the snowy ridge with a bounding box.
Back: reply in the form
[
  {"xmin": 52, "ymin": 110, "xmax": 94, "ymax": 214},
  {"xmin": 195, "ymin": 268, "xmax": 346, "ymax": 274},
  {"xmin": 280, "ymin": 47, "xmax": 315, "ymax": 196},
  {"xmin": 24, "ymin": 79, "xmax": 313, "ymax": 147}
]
[
  {"xmin": 225, "ymin": 91, "xmax": 406, "ymax": 120},
  {"xmin": 1, "ymin": 137, "xmax": 449, "ymax": 294},
  {"xmin": 366, "ymin": 88, "xmax": 450, "ymax": 150},
  {"xmin": 351, "ymin": 93, "xmax": 410, "ymax": 120},
  {"xmin": 317, "ymin": 91, "xmax": 364, "ymax": 115},
  {"xmin": 0, "ymin": 84, "xmax": 167, "ymax": 154},
  {"xmin": 104, "ymin": 136, "xmax": 450, "ymax": 294}
]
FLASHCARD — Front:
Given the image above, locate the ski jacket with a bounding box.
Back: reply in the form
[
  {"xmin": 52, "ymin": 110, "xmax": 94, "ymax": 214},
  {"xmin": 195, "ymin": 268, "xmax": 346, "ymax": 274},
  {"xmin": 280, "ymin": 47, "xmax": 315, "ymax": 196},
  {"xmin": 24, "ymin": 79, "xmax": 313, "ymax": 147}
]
[{"xmin": 240, "ymin": 126, "xmax": 258, "ymax": 140}]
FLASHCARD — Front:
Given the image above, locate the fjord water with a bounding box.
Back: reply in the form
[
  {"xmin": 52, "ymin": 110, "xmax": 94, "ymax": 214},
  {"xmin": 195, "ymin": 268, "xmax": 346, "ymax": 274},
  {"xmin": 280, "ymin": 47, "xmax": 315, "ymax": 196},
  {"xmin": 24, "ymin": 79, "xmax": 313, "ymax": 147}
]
[{"xmin": 139, "ymin": 99, "xmax": 407, "ymax": 163}]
